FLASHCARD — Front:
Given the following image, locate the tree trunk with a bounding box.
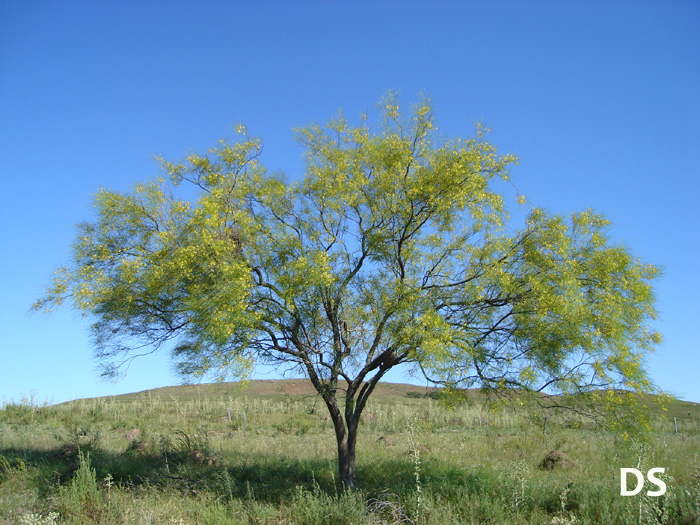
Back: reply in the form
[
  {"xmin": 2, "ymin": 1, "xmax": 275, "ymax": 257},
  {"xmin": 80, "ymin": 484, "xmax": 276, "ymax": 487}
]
[
  {"xmin": 319, "ymin": 365, "xmax": 398, "ymax": 490},
  {"xmin": 328, "ymin": 401, "xmax": 359, "ymax": 490},
  {"xmin": 336, "ymin": 414, "xmax": 360, "ymax": 490},
  {"xmin": 337, "ymin": 430, "xmax": 358, "ymax": 490}
]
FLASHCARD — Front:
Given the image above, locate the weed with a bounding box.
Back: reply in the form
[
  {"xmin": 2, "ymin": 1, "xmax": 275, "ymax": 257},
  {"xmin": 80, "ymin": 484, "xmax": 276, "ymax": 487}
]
[
  {"xmin": 406, "ymin": 413, "xmax": 425, "ymax": 520},
  {"xmin": 506, "ymin": 458, "xmax": 530, "ymax": 513},
  {"xmin": 632, "ymin": 439, "xmax": 677, "ymax": 525},
  {"xmin": 173, "ymin": 428, "xmax": 210, "ymax": 456},
  {"xmin": 0, "ymin": 454, "xmax": 11, "ymax": 482},
  {"xmin": 18, "ymin": 511, "xmax": 60, "ymax": 525},
  {"xmin": 0, "ymin": 454, "xmax": 26, "ymax": 482},
  {"xmin": 691, "ymin": 455, "xmax": 700, "ymax": 521},
  {"xmin": 58, "ymin": 417, "xmax": 100, "ymax": 450},
  {"xmin": 551, "ymin": 484, "xmax": 577, "ymax": 525}
]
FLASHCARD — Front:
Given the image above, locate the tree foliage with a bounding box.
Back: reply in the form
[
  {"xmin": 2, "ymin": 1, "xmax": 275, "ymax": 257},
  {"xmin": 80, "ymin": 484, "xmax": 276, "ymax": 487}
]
[{"xmin": 35, "ymin": 95, "xmax": 661, "ymax": 487}]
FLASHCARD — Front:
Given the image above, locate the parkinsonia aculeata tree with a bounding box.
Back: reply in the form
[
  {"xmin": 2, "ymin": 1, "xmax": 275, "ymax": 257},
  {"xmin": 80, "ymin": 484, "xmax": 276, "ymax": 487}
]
[{"xmin": 35, "ymin": 97, "xmax": 660, "ymax": 489}]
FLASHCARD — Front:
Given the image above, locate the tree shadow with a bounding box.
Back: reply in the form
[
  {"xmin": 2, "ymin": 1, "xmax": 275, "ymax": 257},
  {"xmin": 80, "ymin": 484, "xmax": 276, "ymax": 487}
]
[{"xmin": 0, "ymin": 443, "xmax": 489, "ymax": 505}]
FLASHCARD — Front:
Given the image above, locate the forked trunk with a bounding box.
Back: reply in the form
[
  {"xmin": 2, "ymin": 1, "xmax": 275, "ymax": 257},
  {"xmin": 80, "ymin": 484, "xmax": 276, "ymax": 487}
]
[{"xmin": 321, "ymin": 365, "xmax": 396, "ymax": 490}]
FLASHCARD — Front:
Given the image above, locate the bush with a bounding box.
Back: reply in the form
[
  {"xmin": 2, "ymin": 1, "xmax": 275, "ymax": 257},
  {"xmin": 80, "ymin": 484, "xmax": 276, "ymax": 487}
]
[{"xmin": 57, "ymin": 450, "xmax": 102, "ymax": 521}]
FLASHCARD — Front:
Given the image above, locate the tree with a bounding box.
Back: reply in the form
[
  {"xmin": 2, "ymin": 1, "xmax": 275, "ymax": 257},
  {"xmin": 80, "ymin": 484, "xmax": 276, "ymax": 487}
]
[{"xmin": 34, "ymin": 96, "xmax": 661, "ymax": 489}]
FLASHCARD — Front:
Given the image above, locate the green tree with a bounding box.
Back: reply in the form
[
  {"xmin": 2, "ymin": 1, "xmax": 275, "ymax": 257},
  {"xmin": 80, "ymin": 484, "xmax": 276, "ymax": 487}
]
[{"xmin": 34, "ymin": 96, "xmax": 660, "ymax": 489}]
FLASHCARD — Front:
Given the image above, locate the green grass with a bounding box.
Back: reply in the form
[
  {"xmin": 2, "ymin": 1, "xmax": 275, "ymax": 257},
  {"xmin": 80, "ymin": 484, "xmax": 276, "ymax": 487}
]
[{"xmin": 1, "ymin": 380, "xmax": 699, "ymax": 524}]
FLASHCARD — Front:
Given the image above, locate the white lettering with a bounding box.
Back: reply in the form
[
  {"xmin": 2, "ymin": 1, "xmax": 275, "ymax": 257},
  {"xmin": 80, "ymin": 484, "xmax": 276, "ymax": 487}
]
[
  {"xmin": 646, "ymin": 468, "xmax": 667, "ymax": 497},
  {"xmin": 620, "ymin": 468, "xmax": 644, "ymax": 496}
]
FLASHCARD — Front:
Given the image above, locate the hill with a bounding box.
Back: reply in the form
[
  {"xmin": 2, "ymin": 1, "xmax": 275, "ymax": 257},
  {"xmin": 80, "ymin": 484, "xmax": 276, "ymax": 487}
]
[
  {"xmin": 73, "ymin": 379, "xmax": 442, "ymax": 405},
  {"xmin": 58, "ymin": 378, "xmax": 700, "ymax": 426}
]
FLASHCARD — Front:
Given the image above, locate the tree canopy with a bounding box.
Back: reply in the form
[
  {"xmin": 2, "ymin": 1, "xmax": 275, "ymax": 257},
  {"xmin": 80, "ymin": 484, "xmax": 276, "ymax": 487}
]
[{"xmin": 35, "ymin": 96, "xmax": 661, "ymax": 488}]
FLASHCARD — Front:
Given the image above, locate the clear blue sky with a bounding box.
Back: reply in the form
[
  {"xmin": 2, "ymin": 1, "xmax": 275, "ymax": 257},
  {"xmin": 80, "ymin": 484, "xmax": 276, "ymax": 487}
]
[{"xmin": 1, "ymin": 1, "xmax": 698, "ymax": 405}]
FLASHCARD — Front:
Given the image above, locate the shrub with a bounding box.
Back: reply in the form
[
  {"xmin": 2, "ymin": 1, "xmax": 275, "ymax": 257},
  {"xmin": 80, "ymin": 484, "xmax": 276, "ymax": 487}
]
[{"xmin": 57, "ymin": 450, "xmax": 102, "ymax": 521}]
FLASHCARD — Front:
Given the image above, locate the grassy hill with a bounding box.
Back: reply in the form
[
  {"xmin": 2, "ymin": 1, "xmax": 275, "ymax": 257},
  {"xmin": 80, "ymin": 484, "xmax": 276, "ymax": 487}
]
[
  {"xmin": 2, "ymin": 380, "xmax": 700, "ymax": 524},
  {"xmin": 64, "ymin": 378, "xmax": 700, "ymax": 431},
  {"xmin": 62, "ymin": 378, "xmax": 700, "ymax": 414},
  {"xmin": 77, "ymin": 379, "xmax": 444, "ymax": 405}
]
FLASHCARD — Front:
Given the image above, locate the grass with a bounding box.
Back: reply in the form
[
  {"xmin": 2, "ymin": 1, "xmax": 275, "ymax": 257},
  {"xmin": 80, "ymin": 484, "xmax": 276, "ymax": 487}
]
[{"xmin": 1, "ymin": 380, "xmax": 699, "ymax": 524}]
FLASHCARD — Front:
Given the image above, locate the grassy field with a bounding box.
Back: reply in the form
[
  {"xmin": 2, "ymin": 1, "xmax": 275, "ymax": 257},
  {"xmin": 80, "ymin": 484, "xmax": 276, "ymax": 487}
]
[{"xmin": 1, "ymin": 380, "xmax": 699, "ymax": 524}]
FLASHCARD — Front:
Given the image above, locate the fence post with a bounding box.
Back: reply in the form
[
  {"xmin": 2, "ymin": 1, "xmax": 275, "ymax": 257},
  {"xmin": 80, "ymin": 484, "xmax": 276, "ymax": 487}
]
[
  {"xmin": 243, "ymin": 412, "xmax": 247, "ymax": 438},
  {"xmin": 543, "ymin": 417, "xmax": 547, "ymax": 436},
  {"xmin": 674, "ymin": 417, "xmax": 678, "ymax": 434},
  {"xmin": 227, "ymin": 407, "xmax": 231, "ymax": 423}
]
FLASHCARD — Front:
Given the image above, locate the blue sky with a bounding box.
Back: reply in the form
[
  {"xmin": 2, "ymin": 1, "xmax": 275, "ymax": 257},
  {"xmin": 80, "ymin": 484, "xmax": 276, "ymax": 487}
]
[{"xmin": 1, "ymin": 1, "xmax": 698, "ymax": 405}]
